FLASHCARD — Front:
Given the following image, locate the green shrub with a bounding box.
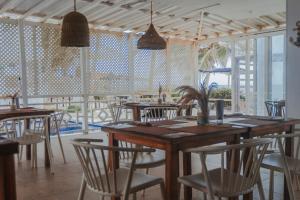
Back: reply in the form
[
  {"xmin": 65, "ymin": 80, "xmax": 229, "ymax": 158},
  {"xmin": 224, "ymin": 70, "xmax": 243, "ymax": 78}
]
[{"xmin": 210, "ymin": 88, "xmax": 231, "ymax": 99}]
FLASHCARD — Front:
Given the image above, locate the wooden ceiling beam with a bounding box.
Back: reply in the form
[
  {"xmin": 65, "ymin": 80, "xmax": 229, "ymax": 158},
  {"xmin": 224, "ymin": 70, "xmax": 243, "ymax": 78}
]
[
  {"xmin": 258, "ymin": 16, "xmax": 280, "ymax": 27},
  {"xmin": 0, "ymin": 0, "xmax": 23, "ymax": 14},
  {"xmin": 21, "ymin": 0, "xmax": 58, "ymax": 19},
  {"xmin": 41, "ymin": 1, "xmax": 73, "ymax": 22}
]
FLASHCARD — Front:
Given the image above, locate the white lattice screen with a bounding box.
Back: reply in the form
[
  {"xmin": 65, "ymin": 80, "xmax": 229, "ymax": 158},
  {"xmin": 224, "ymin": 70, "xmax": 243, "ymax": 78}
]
[
  {"xmin": 0, "ymin": 19, "xmax": 197, "ymax": 98},
  {"xmin": 169, "ymin": 40, "xmax": 194, "ymax": 90},
  {"xmin": 88, "ymin": 31, "xmax": 130, "ymax": 95},
  {"xmin": 24, "ymin": 23, "xmax": 81, "ymax": 97},
  {"xmin": 0, "ymin": 20, "xmax": 21, "ymax": 95},
  {"xmin": 133, "ymin": 38, "xmax": 168, "ymax": 93}
]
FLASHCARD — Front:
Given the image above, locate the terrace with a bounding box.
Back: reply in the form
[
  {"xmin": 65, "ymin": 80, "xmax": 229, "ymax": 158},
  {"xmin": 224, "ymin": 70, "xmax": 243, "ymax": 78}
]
[{"xmin": 0, "ymin": 0, "xmax": 299, "ymax": 200}]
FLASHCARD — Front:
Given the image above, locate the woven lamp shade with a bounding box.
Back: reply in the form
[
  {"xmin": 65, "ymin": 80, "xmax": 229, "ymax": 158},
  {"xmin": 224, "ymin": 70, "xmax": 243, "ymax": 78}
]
[
  {"xmin": 61, "ymin": 11, "xmax": 90, "ymax": 47},
  {"xmin": 137, "ymin": 23, "xmax": 166, "ymax": 50}
]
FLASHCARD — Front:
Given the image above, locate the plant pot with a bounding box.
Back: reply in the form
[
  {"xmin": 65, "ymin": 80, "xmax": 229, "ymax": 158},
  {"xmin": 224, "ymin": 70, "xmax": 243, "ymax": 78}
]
[{"xmin": 197, "ymin": 112, "xmax": 209, "ymax": 125}]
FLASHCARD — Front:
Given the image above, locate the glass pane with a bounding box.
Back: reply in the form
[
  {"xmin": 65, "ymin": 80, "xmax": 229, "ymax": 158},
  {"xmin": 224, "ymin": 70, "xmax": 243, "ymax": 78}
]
[{"xmin": 270, "ymin": 35, "xmax": 285, "ymax": 100}]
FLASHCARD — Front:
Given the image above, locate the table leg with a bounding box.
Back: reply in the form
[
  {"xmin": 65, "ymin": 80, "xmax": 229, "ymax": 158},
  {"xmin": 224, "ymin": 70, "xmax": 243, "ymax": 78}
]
[
  {"xmin": 183, "ymin": 152, "xmax": 192, "ymax": 200},
  {"xmin": 108, "ymin": 133, "xmax": 120, "ymax": 200},
  {"xmin": 284, "ymin": 125, "xmax": 294, "ymax": 200},
  {"xmin": 165, "ymin": 145, "xmax": 180, "ymax": 200},
  {"xmin": 132, "ymin": 107, "xmax": 141, "ymax": 121},
  {"xmin": 0, "ymin": 154, "xmax": 17, "ymax": 200},
  {"xmin": 44, "ymin": 117, "xmax": 51, "ymax": 168},
  {"xmin": 25, "ymin": 118, "xmax": 31, "ymax": 160}
]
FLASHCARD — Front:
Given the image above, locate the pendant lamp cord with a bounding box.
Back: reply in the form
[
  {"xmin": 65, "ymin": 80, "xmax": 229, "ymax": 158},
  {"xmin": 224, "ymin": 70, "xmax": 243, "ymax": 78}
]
[
  {"xmin": 74, "ymin": 0, "xmax": 77, "ymax": 11},
  {"xmin": 150, "ymin": 1, "xmax": 153, "ymax": 24}
]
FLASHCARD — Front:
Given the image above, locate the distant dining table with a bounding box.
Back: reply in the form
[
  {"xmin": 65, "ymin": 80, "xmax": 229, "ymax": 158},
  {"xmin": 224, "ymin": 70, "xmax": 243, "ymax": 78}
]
[
  {"xmin": 103, "ymin": 115, "xmax": 300, "ymax": 200},
  {"xmin": 0, "ymin": 107, "xmax": 55, "ymax": 167},
  {"xmin": 124, "ymin": 102, "xmax": 190, "ymax": 121}
]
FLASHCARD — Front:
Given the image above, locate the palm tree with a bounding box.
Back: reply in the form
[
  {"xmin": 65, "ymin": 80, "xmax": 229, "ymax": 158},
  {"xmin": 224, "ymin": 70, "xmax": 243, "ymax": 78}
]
[{"xmin": 198, "ymin": 43, "xmax": 230, "ymax": 70}]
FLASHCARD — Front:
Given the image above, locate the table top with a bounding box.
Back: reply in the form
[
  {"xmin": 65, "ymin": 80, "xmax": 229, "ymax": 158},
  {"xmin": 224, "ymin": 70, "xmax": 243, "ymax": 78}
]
[
  {"xmin": 102, "ymin": 116, "xmax": 300, "ymax": 145},
  {"xmin": 0, "ymin": 107, "xmax": 55, "ymax": 121},
  {"xmin": 0, "ymin": 137, "xmax": 18, "ymax": 155},
  {"xmin": 124, "ymin": 102, "xmax": 179, "ymax": 109}
]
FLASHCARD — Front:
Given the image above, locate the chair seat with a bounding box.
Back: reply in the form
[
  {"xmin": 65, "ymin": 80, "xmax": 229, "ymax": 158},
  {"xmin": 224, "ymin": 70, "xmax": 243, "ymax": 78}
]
[
  {"xmin": 91, "ymin": 168, "xmax": 163, "ymax": 195},
  {"xmin": 261, "ymin": 153, "xmax": 300, "ymax": 173},
  {"xmin": 178, "ymin": 168, "xmax": 254, "ymax": 197},
  {"xmin": 121, "ymin": 150, "xmax": 165, "ymax": 169},
  {"xmin": 13, "ymin": 133, "xmax": 44, "ymax": 145}
]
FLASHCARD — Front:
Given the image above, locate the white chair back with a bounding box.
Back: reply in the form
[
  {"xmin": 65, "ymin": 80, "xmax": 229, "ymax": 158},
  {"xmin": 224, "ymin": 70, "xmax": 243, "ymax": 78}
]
[
  {"xmin": 143, "ymin": 106, "xmax": 178, "ymax": 122},
  {"xmin": 267, "ymin": 133, "xmax": 300, "ymax": 200},
  {"xmin": 186, "ymin": 138, "xmax": 271, "ymax": 199},
  {"xmin": 71, "ymin": 138, "xmax": 154, "ymax": 199}
]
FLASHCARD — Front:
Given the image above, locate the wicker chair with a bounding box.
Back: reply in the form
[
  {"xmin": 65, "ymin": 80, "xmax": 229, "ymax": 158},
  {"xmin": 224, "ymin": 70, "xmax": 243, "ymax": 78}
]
[
  {"xmin": 261, "ymin": 133, "xmax": 300, "ymax": 200},
  {"xmin": 178, "ymin": 138, "xmax": 272, "ymax": 200},
  {"xmin": 71, "ymin": 138, "xmax": 166, "ymax": 200}
]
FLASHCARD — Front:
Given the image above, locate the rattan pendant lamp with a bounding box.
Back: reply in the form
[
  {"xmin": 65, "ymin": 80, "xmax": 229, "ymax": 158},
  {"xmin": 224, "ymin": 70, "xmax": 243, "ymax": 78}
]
[
  {"xmin": 61, "ymin": 0, "xmax": 90, "ymax": 47},
  {"xmin": 137, "ymin": 1, "xmax": 166, "ymax": 50}
]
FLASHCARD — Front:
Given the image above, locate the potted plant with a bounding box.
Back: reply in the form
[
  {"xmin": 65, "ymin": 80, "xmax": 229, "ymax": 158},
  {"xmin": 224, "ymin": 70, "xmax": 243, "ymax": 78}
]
[{"xmin": 176, "ymin": 79, "xmax": 217, "ymax": 125}]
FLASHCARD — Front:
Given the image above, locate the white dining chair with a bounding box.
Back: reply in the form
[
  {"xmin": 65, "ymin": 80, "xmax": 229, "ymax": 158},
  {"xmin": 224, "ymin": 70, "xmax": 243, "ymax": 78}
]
[
  {"xmin": 143, "ymin": 106, "xmax": 179, "ymax": 122},
  {"xmin": 178, "ymin": 138, "xmax": 272, "ymax": 200},
  {"xmin": 261, "ymin": 133, "xmax": 300, "ymax": 200},
  {"xmin": 71, "ymin": 138, "xmax": 166, "ymax": 200},
  {"xmin": 108, "ymin": 104, "xmax": 167, "ymax": 197},
  {"xmin": 10, "ymin": 115, "xmax": 55, "ymax": 173},
  {"xmin": 23, "ymin": 112, "xmax": 66, "ymax": 164}
]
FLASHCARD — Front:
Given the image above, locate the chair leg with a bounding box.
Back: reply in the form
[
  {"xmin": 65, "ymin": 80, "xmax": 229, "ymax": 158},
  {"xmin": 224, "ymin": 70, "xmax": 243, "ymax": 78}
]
[
  {"xmin": 142, "ymin": 168, "xmax": 150, "ymax": 197},
  {"xmin": 57, "ymin": 130, "xmax": 67, "ymax": 163},
  {"xmin": 18, "ymin": 145, "xmax": 23, "ymax": 161},
  {"xmin": 257, "ymin": 174, "xmax": 266, "ymax": 200},
  {"xmin": 45, "ymin": 136, "xmax": 54, "ymax": 174},
  {"xmin": 159, "ymin": 182, "xmax": 166, "ymax": 200},
  {"xmin": 132, "ymin": 193, "xmax": 137, "ymax": 200},
  {"xmin": 78, "ymin": 176, "xmax": 87, "ymax": 200},
  {"xmin": 269, "ymin": 170, "xmax": 274, "ymax": 200}
]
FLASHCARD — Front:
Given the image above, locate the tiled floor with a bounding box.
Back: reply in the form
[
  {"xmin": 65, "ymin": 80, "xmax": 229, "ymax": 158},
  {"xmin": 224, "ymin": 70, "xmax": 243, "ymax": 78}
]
[{"xmin": 15, "ymin": 130, "xmax": 284, "ymax": 200}]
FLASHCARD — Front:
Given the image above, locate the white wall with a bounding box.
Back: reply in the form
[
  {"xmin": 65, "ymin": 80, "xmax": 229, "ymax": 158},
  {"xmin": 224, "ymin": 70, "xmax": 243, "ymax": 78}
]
[{"xmin": 286, "ymin": 0, "xmax": 300, "ymax": 118}]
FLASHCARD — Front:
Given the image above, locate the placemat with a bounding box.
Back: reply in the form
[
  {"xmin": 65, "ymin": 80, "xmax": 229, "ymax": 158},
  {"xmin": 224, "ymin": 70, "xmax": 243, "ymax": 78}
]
[
  {"xmin": 173, "ymin": 125, "xmax": 234, "ymax": 135},
  {"xmin": 229, "ymin": 119, "xmax": 278, "ymax": 126},
  {"xmin": 151, "ymin": 120, "xmax": 186, "ymax": 126},
  {"xmin": 122, "ymin": 126, "xmax": 178, "ymax": 136}
]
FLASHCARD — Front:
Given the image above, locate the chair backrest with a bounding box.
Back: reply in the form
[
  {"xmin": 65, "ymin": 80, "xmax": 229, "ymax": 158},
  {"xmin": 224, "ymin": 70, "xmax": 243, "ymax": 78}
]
[
  {"xmin": 108, "ymin": 103, "xmax": 124, "ymax": 123},
  {"xmin": 143, "ymin": 106, "xmax": 178, "ymax": 122},
  {"xmin": 265, "ymin": 101, "xmax": 274, "ymax": 116},
  {"xmin": 268, "ymin": 133, "xmax": 300, "ymax": 200},
  {"xmin": 71, "ymin": 138, "xmax": 153, "ymax": 199},
  {"xmin": 50, "ymin": 112, "xmax": 64, "ymax": 135},
  {"xmin": 0, "ymin": 120, "xmax": 17, "ymax": 139},
  {"xmin": 187, "ymin": 138, "xmax": 271, "ymax": 198},
  {"xmin": 265, "ymin": 100, "xmax": 286, "ymax": 117}
]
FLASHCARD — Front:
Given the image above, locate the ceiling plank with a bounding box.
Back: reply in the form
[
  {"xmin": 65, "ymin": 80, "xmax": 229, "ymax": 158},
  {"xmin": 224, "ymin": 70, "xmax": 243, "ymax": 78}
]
[
  {"xmin": 40, "ymin": 1, "xmax": 73, "ymax": 22},
  {"xmin": 0, "ymin": 0, "xmax": 23, "ymax": 14},
  {"xmin": 21, "ymin": 0, "xmax": 58, "ymax": 19}
]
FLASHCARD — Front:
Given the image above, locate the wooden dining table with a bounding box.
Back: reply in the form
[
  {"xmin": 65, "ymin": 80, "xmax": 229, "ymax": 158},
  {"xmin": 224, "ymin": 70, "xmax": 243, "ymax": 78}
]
[
  {"xmin": 0, "ymin": 137, "xmax": 18, "ymax": 200},
  {"xmin": 0, "ymin": 107, "xmax": 55, "ymax": 167},
  {"xmin": 102, "ymin": 116, "xmax": 300, "ymax": 200}
]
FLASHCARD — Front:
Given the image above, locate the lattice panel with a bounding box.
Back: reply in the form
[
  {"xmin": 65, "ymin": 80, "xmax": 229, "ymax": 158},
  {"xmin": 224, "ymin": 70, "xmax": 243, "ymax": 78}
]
[
  {"xmin": 88, "ymin": 31, "xmax": 130, "ymax": 95},
  {"xmin": 24, "ymin": 23, "xmax": 81, "ymax": 97},
  {"xmin": 0, "ymin": 20, "xmax": 21, "ymax": 95},
  {"xmin": 133, "ymin": 47, "xmax": 152, "ymax": 93},
  {"xmin": 169, "ymin": 42, "xmax": 193, "ymax": 90},
  {"xmin": 151, "ymin": 51, "xmax": 167, "ymax": 91}
]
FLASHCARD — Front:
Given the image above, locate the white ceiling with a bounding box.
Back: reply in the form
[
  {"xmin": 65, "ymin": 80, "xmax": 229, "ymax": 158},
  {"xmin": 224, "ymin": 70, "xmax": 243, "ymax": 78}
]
[{"xmin": 0, "ymin": 0, "xmax": 286, "ymax": 40}]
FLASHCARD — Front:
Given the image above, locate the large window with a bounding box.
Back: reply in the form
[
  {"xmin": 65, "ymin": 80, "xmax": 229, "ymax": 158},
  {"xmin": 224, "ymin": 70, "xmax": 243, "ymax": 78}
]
[{"xmin": 270, "ymin": 35, "xmax": 285, "ymax": 100}]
